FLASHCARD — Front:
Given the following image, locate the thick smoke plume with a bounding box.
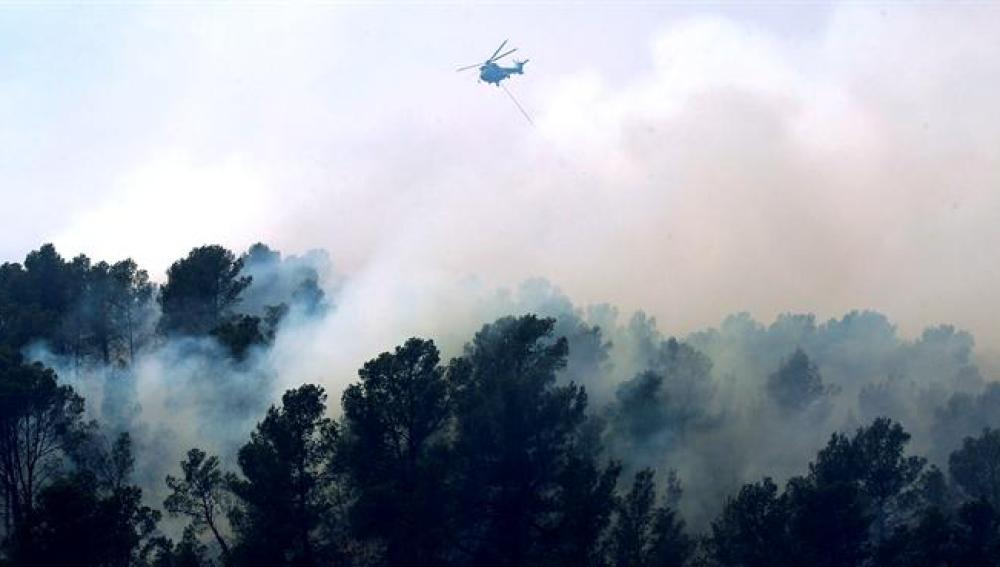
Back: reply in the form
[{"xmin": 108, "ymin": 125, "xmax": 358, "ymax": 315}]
[
  {"xmin": 9, "ymin": 6, "xmax": 991, "ymax": 356},
  {"xmin": 18, "ymin": 250, "xmax": 998, "ymax": 533},
  {"xmin": 3, "ymin": 2, "xmax": 999, "ymax": 548}
]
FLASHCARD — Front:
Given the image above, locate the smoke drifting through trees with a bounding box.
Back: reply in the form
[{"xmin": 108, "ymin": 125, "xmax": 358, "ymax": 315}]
[{"xmin": 2, "ymin": 241, "xmax": 1000, "ymax": 566}]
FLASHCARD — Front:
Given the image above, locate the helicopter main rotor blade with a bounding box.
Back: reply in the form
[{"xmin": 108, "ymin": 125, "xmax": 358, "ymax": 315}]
[
  {"xmin": 488, "ymin": 39, "xmax": 508, "ymax": 61},
  {"xmin": 489, "ymin": 48, "xmax": 517, "ymax": 62},
  {"xmin": 456, "ymin": 63, "xmax": 481, "ymax": 72}
]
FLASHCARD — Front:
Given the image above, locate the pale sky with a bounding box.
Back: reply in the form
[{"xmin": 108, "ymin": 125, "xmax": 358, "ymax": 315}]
[{"xmin": 2, "ymin": 3, "xmax": 1000, "ymax": 352}]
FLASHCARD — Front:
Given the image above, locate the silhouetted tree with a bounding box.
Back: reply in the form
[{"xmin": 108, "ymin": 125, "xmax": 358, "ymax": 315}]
[
  {"xmin": 229, "ymin": 385, "xmax": 339, "ymax": 567},
  {"xmin": 0, "ymin": 246, "xmax": 155, "ymax": 365},
  {"xmin": 949, "ymin": 428, "xmax": 1000, "ymax": 509},
  {"xmin": 10, "ymin": 239, "xmax": 1000, "ymax": 567},
  {"xmin": 158, "ymin": 246, "xmax": 250, "ymax": 336},
  {"xmin": 151, "ymin": 527, "xmax": 213, "ymax": 567},
  {"xmin": 646, "ymin": 505, "xmax": 692, "ymax": 567},
  {"xmin": 66, "ymin": 259, "xmax": 149, "ymax": 365},
  {"xmin": 546, "ymin": 418, "xmax": 620, "ymax": 567},
  {"xmin": 784, "ymin": 475, "xmax": 870, "ymax": 567},
  {"xmin": 711, "ymin": 419, "xmax": 925, "ymax": 567},
  {"xmin": 0, "ymin": 245, "xmax": 83, "ymax": 353},
  {"xmin": 0, "ymin": 352, "xmax": 85, "ymax": 537},
  {"xmin": 953, "ymin": 498, "xmax": 1000, "ymax": 566},
  {"xmin": 165, "ymin": 448, "xmax": 234, "ymax": 561},
  {"xmin": 107, "ymin": 259, "xmax": 156, "ymax": 363},
  {"xmin": 210, "ymin": 314, "xmax": 266, "ymax": 360},
  {"xmin": 710, "ymin": 478, "xmax": 790, "ymax": 567},
  {"xmin": 766, "ymin": 348, "xmax": 827, "ymax": 412},
  {"xmin": 613, "ymin": 371, "xmax": 669, "ymax": 442},
  {"xmin": 608, "ymin": 469, "xmax": 692, "ymax": 567},
  {"xmin": 610, "ymin": 469, "xmax": 656, "ymax": 567},
  {"xmin": 7, "ymin": 432, "xmax": 160, "ymax": 567},
  {"xmin": 811, "ymin": 417, "xmax": 925, "ymax": 540},
  {"xmin": 873, "ymin": 506, "xmax": 959, "ymax": 567},
  {"xmin": 448, "ymin": 315, "xmax": 595, "ymax": 567},
  {"xmin": 607, "ymin": 338, "xmax": 714, "ymax": 461},
  {"xmin": 339, "ymin": 338, "xmax": 452, "ymax": 567}
]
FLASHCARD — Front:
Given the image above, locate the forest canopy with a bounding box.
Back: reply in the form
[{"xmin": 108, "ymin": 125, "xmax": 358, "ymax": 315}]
[{"xmin": 1, "ymin": 242, "xmax": 999, "ymax": 566}]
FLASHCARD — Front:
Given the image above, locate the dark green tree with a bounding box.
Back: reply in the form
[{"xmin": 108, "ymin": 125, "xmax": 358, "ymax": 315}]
[
  {"xmin": 209, "ymin": 315, "xmax": 266, "ymax": 361},
  {"xmin": 784, "ymin": 475, "xmax": 870, "ymax": 567},
  {"xmin": 546, "ymin": 418, "xmax": 620, "ymax": 567},
  {"xmin": 873, "ymin": 507, "xmax": 959, "ymax": 567},
  {"xmin": 448, "ymin": 315, "xmax": 600, "ymax": 567},
  {"xmin": 0, "ymin": 246, "xmax": 155, "ymax": 364},
  {"xmin": 165, "ymin": 448, "xmax": 234, "ymax": 561},
  {"xmin": 766, "ymin": 348, "xmax": 827, "ymax": 412},
  {"xmin": 8, "ymin": 432, "xmax": 161, "ymax": 567},
  {"xmin": 158, "ymin": 246, "xmax": 250, "ymax": 336},
  {"xmin": 607, "ymin": 338, "xmax": 714, "ymax": 461},
  {"xmin": 610, "ymin": 469, "xmax": 657, "ymax": 567},
  {"xmin": 229, "ymin": 385, "xmax": 339, "ymax": 567},
  {"xmin": 107, "ymin": 259, "xmax": 156, "ymax": 363},
  {"xmin": 0, "ymin": 245, "xmax": 84, "ymax": 353},
  {"xmin": 646, "ymin": 505, "xmax": 692, "ymax": 567},
  {"xmin": 608, "ymin": 469, "xmax": 691, "ymax": 567},
  {"xmin": 710, "ymin": 478, "xmax": 791, "ymax": 567},
  {"xmin": 68, "ymin": 429, "xmax": 139, "ymax": 492},
  {"xmin": 949, "ymin": 428, "xmax": 1000, "ymax": 509},
  {"xmin": 0, "ymin": 352, "xmax": 85, "ymax": 536},
  {"xmin": 612, "ymin": 371, "xmax": 669, "ymax": 442},
  {"xmin": 151, "ymin": 527, "xmax": 214, "ymax": 567},
  {"xmin": 339, "ymin": 338, "xmax": 452, "ymax": 567},
  {"xmin": 811, "ymin": 417, "xmax": 925, "ymax": 539},
  {"xmin": 68, "ymin": 258, "xmax": 149, "ymax": 365},
  {"xmin": 953, "ymin": 498, "xmax": 1000, "ymax": 566},
  {"xmin": 53, "ymin": 254, "xmax": 92, "ymax": 362}
]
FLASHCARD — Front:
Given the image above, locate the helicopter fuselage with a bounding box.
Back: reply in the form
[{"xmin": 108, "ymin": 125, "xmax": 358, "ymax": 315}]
[{"xmin": 479, "ymin": 60, "xmax": 527, "ymax": 85}]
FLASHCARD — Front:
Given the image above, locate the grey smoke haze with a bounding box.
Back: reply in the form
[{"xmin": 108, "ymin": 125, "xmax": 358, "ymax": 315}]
[
  {"xmin": 4, "ymin": 2, "xmax": 1000, "ymax": 535},
  {"xmin": 2, "ymin": 4, "xmax": 999, "ymax": 356},
  {"xmin": 22, "ymin": 260, "xmax": 999, "ymax": 532},
  {"xmin": 472, "ymin": 281, "xmax": 999, "ymax": 528}
]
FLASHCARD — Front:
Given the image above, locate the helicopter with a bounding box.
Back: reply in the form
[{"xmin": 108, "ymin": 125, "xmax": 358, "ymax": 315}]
[{"xmin": 457, "ymin": 39, "xmax": 529, "ymax": 86}]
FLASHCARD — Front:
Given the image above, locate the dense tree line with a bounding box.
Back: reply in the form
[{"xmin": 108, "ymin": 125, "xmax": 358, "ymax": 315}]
[
  {"xmin": 0, "ymin": 243, "xmax": 325, "ymax": 364},
  {"xmin": 0, "ymin": 244, "xmax": 155, "ymax": 365},
  {"xmin": 2, "ymin": 244, "xmax": 1000, "ymax": 566}
]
